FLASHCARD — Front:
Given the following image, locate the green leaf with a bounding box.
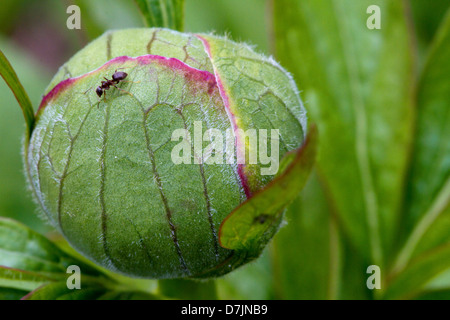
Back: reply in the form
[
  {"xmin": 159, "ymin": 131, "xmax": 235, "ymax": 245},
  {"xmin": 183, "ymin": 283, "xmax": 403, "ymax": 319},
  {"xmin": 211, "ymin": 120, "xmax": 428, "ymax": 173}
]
[
  {"xmin": 0, "ymin": 218, "xmax": 67, "ymax": 274},
  {"xmin": 414, "ymin": 289, "xmax": 450, "ymax": 300},
  {"xmin": 272, "ymin": 172, "xmax": 374, "ymax": 300},
  {"xmin": 0, "ymin": 287, "xmax": 28, "ymax": 300},
  {"xmin": 0, "ymin": 218, "xmax": 106, "ymax": 278},
  {"xmin": 411, "ymin": 0, "xmax": 450, "ymax": 46},
  {"xmin": 0, "ymin": 266, "xmax": 56, "ymax": 292},
  {"xmin": 0, "ymin": 35, "xmax": 51, "ymax": 233},
  {"xmin": 273, "ymin": 0, "xmax": 415, "ymax": 267},
  {"xmin": 134, "ymin": 0, "xmax": 185, "ymax": 31},
  {"xmin": 0, "ymin": 219, "xmax": 133, "ymax": 299},
  {"xmin": 23, "ymin": 281, "xmax": 161, "ymax": 300},
  {"xmin": 0, "ymin": 219, "xmax": 160, "ymax": 299},
  {"xmin": 219, "ymin": 126, "xmax": 317, "ymax": 254},
  {"xmin": 22, "ymin": 281, "xmax": 105, "ymax": 300},
  {"xmin": 0, "ymin": 49, "xmax": 35, "ymax": 140},
  {"xmin": 391, "ymin": 9, "xmax": 450, "ymax": 274},
  {"xmin": 336, "ymin": 238, "xmax": 373, "ymax": 300},
  {"xmin": 271, "ymin": 172, "xmax": 339, "ymax": 299},
  {"xmin": 384, "ymin": 244, "xmax": 450, "ymax": 299}
]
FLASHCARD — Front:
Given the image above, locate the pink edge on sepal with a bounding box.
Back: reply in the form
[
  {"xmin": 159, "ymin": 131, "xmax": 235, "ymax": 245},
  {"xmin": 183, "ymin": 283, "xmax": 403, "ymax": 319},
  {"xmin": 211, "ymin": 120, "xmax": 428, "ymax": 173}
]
[
  {"xmin": 195, "ymin": 35, "xmax": 252, "ymax": 199},
  {"xmin": 37, "ymin": 55, "xmax": 218, "ymax": 116},
  {"xmin": 20, "ymin": 283, "xmax": 45, "ymax": 300},
  {"xmin": 37, "ymin": 77, "xmax": 77, "ymax": 114}
]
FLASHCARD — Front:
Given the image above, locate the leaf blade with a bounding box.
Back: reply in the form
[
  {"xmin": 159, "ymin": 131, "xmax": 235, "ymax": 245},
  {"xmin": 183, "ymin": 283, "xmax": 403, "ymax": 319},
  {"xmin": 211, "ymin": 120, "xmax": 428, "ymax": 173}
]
[
  {"xmin": 0, "ymin": 266, "xmax": 55, "ymax": 292},
  {"xmin": 0, "ymin": 218, "xmax": 108, "ymax": 278},
  {"xmin": 384, "ymin": 244, "xmax": 450, "ymax": 299},
  {"xmin": 273, "ymin": 0, "xmax": 415, "ymax": 267},
  {"xmin": 134, "ymin": 0, "xmax": 185, "ymax": 31},
  {"xmin": 271, "ymin": 172, "xmax": 339, "ymax": 299},
  {"xmin": 22, "ymin": 281, "xmax": 103, "ymax": 300},
  {"xmin": 393, "ymin": 8, "xmax": 450, "ymax": 273},
  {"xmin": 0, "ymin": 50, "xmax": 35, "ymax": 139}
]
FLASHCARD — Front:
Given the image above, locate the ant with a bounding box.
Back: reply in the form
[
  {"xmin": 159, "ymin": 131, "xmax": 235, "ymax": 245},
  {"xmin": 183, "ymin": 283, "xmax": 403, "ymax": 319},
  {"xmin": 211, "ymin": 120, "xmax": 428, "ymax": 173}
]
[
  {"xmin": 93, "ymin": 69, "xmax": 135, "ymax": 107},
  {"xmin": 96, "ymin": 69, "xmax": 129, "ymax": 98}
]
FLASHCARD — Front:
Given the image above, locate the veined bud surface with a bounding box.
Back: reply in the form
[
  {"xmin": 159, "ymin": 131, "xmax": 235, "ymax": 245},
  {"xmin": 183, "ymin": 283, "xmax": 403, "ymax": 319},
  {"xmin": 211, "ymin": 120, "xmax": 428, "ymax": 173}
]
[{"xmin": 27, "ymin": 28, "xmax": 307, "ymax": 279}]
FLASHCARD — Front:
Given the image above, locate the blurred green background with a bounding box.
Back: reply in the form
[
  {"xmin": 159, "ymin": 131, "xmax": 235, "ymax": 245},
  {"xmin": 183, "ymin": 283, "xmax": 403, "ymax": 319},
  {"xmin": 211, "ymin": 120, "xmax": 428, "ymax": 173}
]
[{"xmin": 1, "ymin": 0, "xmax": 450, "ymax": 300}]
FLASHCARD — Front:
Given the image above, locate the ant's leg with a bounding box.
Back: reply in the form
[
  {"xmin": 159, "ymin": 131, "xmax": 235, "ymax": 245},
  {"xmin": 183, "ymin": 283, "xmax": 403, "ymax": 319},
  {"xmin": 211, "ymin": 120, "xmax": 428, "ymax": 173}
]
[
  {"xmin": 84, "ymin": 87, "xmax": 93, "ymax": 95},
  {"xmin": 114, "ymin": 67, "xmax": 131, "ymax": 72},
  {"xmin": 112, "ymin": 84, "xmax": 133, "ymax": 96},
  {"xmin": 120, "ymin": 80, "xmax": 141, "ymax": 84},
  {"xmin": 97, "ymin": 91, "xmax": 107, "ymax": 108},
  {"xmin": 83, "ymin": 86, "xmax": 102, "ymax": 108}
]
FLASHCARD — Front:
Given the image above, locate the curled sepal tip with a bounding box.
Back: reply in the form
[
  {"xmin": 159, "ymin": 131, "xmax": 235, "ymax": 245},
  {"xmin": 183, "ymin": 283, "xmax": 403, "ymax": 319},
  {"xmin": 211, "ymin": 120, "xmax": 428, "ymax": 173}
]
[{"xmin": 219, "ymin": 125, "xmax": 318, "ymax": 255}]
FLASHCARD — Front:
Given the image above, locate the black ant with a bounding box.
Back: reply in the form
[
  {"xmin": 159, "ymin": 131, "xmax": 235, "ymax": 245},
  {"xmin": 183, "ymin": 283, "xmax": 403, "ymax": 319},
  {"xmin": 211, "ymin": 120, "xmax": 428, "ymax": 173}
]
[
  {"xmin": 93, "ymin": 69, "xmax": 135, "ymax": 107},
  {"xmin": 96, "ymin": 70, "xmax": 129, "ymax": 97}
]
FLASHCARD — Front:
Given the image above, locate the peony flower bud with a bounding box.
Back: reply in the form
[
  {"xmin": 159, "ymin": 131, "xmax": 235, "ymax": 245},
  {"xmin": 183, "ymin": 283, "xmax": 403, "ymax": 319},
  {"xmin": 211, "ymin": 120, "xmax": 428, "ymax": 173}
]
[{"xmin": 26, "ymin": 28, "xmax": 308, "ymax": 279}]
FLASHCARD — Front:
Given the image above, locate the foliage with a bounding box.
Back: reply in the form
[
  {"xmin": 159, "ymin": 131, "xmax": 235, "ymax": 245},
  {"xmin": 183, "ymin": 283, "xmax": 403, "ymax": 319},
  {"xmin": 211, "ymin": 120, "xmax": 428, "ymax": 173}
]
[{"xmin": 272, "ymin": 0, "xmax": 450, "ymax": 299}]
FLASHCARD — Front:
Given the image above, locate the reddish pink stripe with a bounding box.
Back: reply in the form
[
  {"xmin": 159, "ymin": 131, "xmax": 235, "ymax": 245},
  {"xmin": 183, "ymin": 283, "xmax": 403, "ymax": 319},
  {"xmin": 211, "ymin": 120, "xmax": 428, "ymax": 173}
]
[
  {"xmin": 37, "ymin": 55, "xmax": 217, "ymax": 115},
  {"xmin": 195, "ymin": 35, "xmax": 251, "ymax": 198},
  {"xmin": 38, "ymin": 51, "xmax": 252, "ymax": 197}
]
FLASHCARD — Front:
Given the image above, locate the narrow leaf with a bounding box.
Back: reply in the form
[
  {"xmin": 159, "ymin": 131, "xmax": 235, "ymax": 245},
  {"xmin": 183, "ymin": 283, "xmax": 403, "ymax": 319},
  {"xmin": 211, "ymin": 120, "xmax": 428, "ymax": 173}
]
[
  {"xmin": 0, "ymin": 218, "xmax": 68, "ymax": 273},
  {"xmin": 0, "ymin": 266, "xmax": 55, "ymax": 292},
  {"xmin": 392, "ymin": 9, "xmax": 450, "ymax": 273},
  {"xmin": 134, "ymin": 0, "xmax": 185, "ymax": 31},
  {"xmin": 273, "ymin": 0, "xmax": 415, "ymax": 267},
  {"xmin": 0, "ymin": 36, "xmax": 51, "ymax": 233},
  {"xmin": 272, "ymin": 172, "xmax": 374, "ymax": 300},
  {"xmin": 271, "ymin": 172, "xmax": 339, "ymax": 299},
  {"xmin": 384, "ymin": 245, "xmax": 450, "ymax": 299},
  {"xmin": 0, "ymin": 218, "xmax": 108, "ymax": 278},
  {"xmin": 22, "ymin": 281, "xmax": 106, "ymax": 300},
  {"xmin": 23, "ymin": 281, "xmax": 161, "ymax": 300},
  {"xmin": 411, "ymin": 0, "xmax": 450, "ymax": 46},
  {"xmin": 0, "ymin": 287, "xmax": 28, "ymax": 300},
  {"xmin": 0, "ymin": 50, "xmax": 35, "ymax": 139}
]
